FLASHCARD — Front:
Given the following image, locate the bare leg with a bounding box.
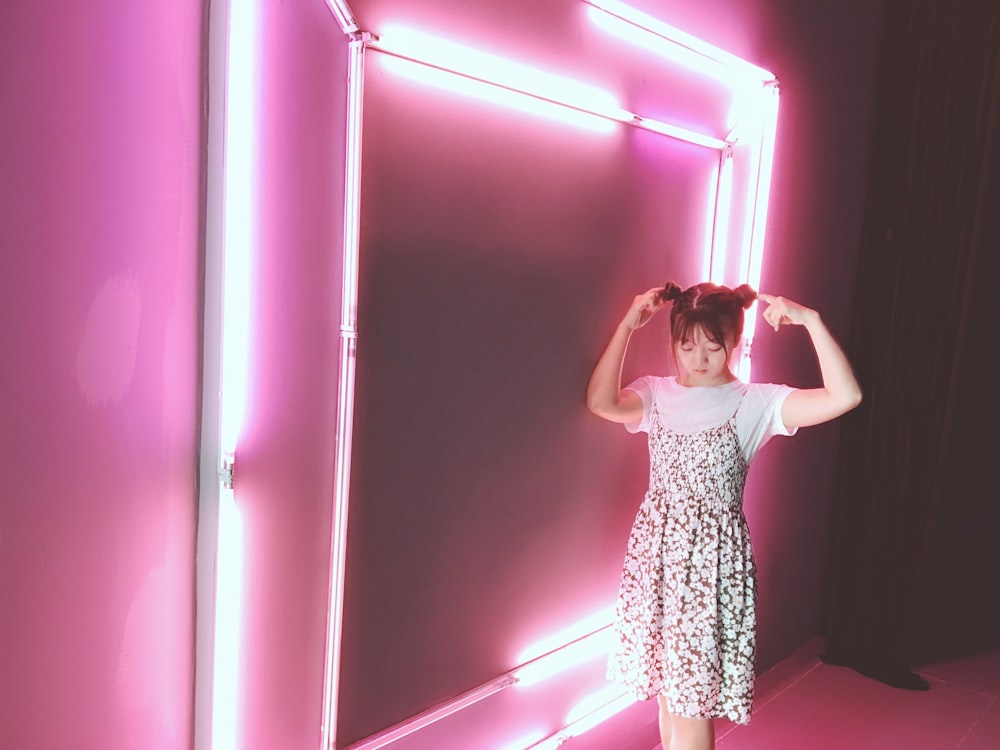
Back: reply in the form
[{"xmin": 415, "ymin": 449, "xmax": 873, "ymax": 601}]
[
  {"xmin": 669, "ymin": 715, "xmax": 715, "ymax": 750},
  {"xmin": 656, "ymin": 695, "xmax": 672, "ymax": 749}
]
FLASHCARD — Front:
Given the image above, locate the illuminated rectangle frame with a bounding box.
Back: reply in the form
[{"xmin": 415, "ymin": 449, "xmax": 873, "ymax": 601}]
[{"xmin": 315, "ymin": 1, "xmax": 782, "ymax": 747}]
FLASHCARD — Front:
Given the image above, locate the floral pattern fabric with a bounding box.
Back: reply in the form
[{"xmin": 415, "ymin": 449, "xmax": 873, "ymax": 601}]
[{"xmin": 608, "ymin": 403, "xmax": 757, "ymax": 724}]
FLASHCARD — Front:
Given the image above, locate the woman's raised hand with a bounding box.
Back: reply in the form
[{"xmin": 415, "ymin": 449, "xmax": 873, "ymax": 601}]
[
  {"xmin": 757, "ymin": 292, "xmax": 817, "ymax": 331},
  {"xmin": 624, "ymin": 287, "xmax": 668, "ymax": 331}
]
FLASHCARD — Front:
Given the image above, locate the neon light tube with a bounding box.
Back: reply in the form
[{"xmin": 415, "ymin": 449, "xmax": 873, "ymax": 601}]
[
  {"xmin": 370, "ymin": 26, "xmax": 631, "ymax": 131},
  {"xmin": 374, "ymin": 26, "xmax": 629, "ymax": 117},
  {"xmin": 378, "ymin": 55, "xmax": 618, "ymax": 133},
  {"xmin": 323, "ymin": 0, "xmax": 358, "ymax": 34},
  {"xmin": 514, "ymin": 628, "xmax": 614, "ymax": 687},
  {"xmin": 565, "ymin": 685, "xmax": 634, "ymax": 725},
  {"xmin": 321, "ymin": 37, "xmax": 367, "ymax": 750},
  {"xmin": 346, "ymin": 676, "xmax": 518, "ymax": 750},
  {"xmin": 211, "ymin": 488, "xmax": 245, "ymax": 750},
  {"xmin": 632, "ymin": 114, "xmax": 728, "ymax": 150},
  {"xmin": 708, "ymin": 149, "xmax": 734, "ymax": 285},
  {"xmin": 524, "ymin": 689, "xmax": 636, "ymax": 749},
  {"xmin": 743, "ymin": 84, "xmax": 779, "ymax": 293},
  {"xmin": 563, "ymin": 690, "xmax": 635, "ymax": 736},
  {"xmin": 212, "ymin": 0, "xmax": 256, "ymax": 747},
  {"xmin": 584, "ymin": 0, "xmax": 774, "ymax": 85},
  {"xmin": 516, "ymin": 607, "xmax": 615, "ymax": 664}
]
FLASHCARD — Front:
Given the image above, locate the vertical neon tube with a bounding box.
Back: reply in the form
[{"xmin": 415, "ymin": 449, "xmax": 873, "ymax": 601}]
[
  {"xmin": 744, "ymin": 83, "xmax": 779, "ymax": 293},
  {"xmin": 321, "ymin": 36, "xmax": 367, "ymax": 750},
  {"xmin": 737, "ymin": 83, "xmax": 778, "ymax": 382},
  {"xmin": 213, "ymin": 0, "xmax": 256, "ymax": 748},
  {"xmin": 709, "ymin": 148, "xmax": 734, "ymax": 285}
]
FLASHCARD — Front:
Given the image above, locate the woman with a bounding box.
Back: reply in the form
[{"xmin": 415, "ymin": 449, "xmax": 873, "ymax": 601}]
[{"xmin": 586, "ymin": 281, "xmax": 861, "ymax": 749}]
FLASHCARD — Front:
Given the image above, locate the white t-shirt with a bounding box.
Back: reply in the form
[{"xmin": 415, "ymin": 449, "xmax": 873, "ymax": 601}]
[{"xmin": 624, "ymin": 375, "xmax": 798, "ymax": 464}]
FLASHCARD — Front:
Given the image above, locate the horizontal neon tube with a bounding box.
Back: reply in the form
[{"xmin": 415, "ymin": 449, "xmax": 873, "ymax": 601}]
[
  {"xmin": 517, "ymin": 607, "xmax": 615, "ymax": 664},
  {"xmin": 525, "ymin": 689, "xmax": 636, "ymax": 749},
  {"xmin": 564, "ymin": 689, "xmax": 636, "ymax": 737},
  {"xmin": 632, "ymin": 114, "xmax": 728, "ymax": 150},
  {"xmin": 378, "ymin": 55, "xmax": 619, "ymax": 133},
  {"xmin": 346, "ymin": 675, "xmax": 517, "ymax": 750},
  {"xmin": 372, "ymin": 25, "xmax": 631, "ymax": 122},
  {"xmin": 585, "ymin": 0, "xmax": 774, "ymax": 84},
  {"xmin": 514, "ymin": 627, "xmax": 614, "ymax": 687},
  {"xmin": 372, "ymin": 28, "xmax": 730, "ymax": 148}
]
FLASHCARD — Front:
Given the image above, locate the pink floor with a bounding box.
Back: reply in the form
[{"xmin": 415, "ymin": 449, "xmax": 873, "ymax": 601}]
[{"xmin": 662, "ymin": 637, "xmax": 1000, "ymax": 750}]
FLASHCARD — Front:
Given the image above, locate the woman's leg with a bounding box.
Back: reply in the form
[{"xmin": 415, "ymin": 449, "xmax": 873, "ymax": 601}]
[
  {"xmin": 656, "ymin": 695, "xmax": 672, "ymax": 749},
  {"xmin": 668, "ymin": 715, "xmax": 715, "ymax": 750}
]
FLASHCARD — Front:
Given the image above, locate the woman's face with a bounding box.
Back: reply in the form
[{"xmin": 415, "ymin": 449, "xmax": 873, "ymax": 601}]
[{"xmin": 675, "ymin": 326, "xmax": 736, "ymax": 386}]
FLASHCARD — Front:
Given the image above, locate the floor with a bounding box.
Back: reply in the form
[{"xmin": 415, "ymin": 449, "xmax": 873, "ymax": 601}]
[{"xmin": 651, "ymin": 637, "xmax": 1000, "ymax": 749}]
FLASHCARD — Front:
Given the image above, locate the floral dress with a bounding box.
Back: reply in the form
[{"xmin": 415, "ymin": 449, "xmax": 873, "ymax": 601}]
[{"xmin": 607, "ymin": 398, "xmax": 758, "ymax": 724}]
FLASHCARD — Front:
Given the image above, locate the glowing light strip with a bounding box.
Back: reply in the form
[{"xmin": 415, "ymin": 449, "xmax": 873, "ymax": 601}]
[
  {"xmin": 632, "ymin": 114, "xmax": 728, "ymax": 150},
  {"xmin": 708, "ymin": 149, "xmax": 735, "ymax": 285},
  {"xmin": 373, "ymin": 26, "xmax": 630, "ymax": 118},
  {"xmin": 321, "ymin": 37, "xmax": 367, "ymax": 750},
  {"xmin": 378, "ymin": 55, "xmax": 618, "ymax": 134},
  {"xmin": 212, "ymin": 0, "xmax": 256, "ymax": 748},
  {"xmin": 369, "ymin": 26, "xmax": 632, "ymax": 133},
  {"xmin": 324, "ymin": 0, "xmax": 358, "ymax": 34},
  {"xmin": 584, "ymin": 0, "xmax": 774, "ymax": 84},
  {"xmin": 742, "ymin": 83, "xmax": 779, "ymax": 293},
  {"xmin": 516, "ymin": 607, "xmax": 615, "ymax": 664},
  {"xmin": 736, "ymin": 83, "xmax": 779, "ymax": 382},
  {"xmin": 514, "ymin": 626, "xmax": 614, "ymax": 687},
  {"xmin": 369, "ymin": 27, "xmax": 728, "ymax": 148},
  {"xmin": 211, "ymin": 490, "xmax": 245, "ymax": 750},
  {"xmin": 526, "ymin": 688, "xmax": 636, "ymax": 749},
  {"xmin": 345, "ymin": 676, "xmax": 518, "ymax": 750}
]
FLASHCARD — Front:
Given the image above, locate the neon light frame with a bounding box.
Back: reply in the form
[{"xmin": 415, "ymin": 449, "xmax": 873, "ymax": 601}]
[{"xmin": 320, "ymin": 2, "xmax": 781, "ymax": 747}]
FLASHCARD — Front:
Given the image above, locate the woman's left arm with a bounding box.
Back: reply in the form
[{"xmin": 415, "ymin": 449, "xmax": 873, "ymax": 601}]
[{"xmin": 758, "ymin": 293, "xmax": 863, "ymax": 429}]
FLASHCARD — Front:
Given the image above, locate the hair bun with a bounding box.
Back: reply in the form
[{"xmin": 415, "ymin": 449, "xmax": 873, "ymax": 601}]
[
  {"xmin": 733, "ymin": 283, "xmax": 757, "ymax": 310},
  {"xmin": 658, "ymin": 281, "xmax": 683, "ymax": 302}
]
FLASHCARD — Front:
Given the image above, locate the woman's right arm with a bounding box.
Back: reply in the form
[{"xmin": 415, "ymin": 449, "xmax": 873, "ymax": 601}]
[{"xmin": 586, "ymin": 287, "xmax": 663, "ymax": 424}]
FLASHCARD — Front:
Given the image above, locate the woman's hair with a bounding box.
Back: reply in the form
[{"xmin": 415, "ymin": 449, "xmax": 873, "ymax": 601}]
[{"xmin": 657, "ymin": 281, "xmax": 757, "ymax": 355}]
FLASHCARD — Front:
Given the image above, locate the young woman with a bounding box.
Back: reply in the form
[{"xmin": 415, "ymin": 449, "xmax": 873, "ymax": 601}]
[{"xmin": 586, "ymin": 281, "xmax": 861, "ymax": 750}]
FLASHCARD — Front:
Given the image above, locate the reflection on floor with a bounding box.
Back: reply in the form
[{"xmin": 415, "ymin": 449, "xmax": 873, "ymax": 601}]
[{"xmin": 678, "ymin": 637, "xmax": 1000, "ymax": 750}]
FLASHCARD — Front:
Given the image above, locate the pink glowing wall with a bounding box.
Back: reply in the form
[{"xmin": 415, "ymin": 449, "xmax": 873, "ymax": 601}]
[{"xmin": 0, "ymin": 1, "xmax": 204, "ymax": 748}]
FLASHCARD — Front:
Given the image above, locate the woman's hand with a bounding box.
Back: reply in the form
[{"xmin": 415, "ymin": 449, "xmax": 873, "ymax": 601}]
[
  {"xmin": 758, "ymin": 292, "xmax": 863, "ymax": 428},
  {"xmin": 758, "ymin": 292, "xmax": 818, "ymax": 331},
  {"xmin": 624, "ymin": 287, "xmax": 668, "ymax": 331}
]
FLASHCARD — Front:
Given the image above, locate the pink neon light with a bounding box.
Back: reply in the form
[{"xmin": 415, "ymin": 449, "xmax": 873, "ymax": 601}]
[
  {"xmin": 514, "ymin": 628, "xmax": 614, "ymax": 687},
  {"xmin": 323, "ymin": 0, "xmax": 358, "ymax": 34},
  {"xmin": 378, "ymin": 55, "xmax": 619, "ymax": 133},
  {"xmin": 214, "ymin": 0, "xmax": 256, "ymax": 746},
  {"xmin": 516, "ymin": 607, "xmax": 615, "ymax": 664},
  {"xmin": 584, "ymin": 0, "xmax": 774, "ymax": 84},
  {"xmin": 632, "ymin": 114, "xmax": 728, "ymax": 150},
  {"xmin": 565, "ymin": 691, "xmax": 636, "ymax": 736},
  {"xmin": 373, "ymin": 25, "xmax": 630, "ymax": 132},
  {"xmin": 709, "ymin": 153, "xmax": 735, "ymax": 284},
  {"xmin": 744, "ymin": 85, "xmax": 779, "ymax": 291},
  {"xmin": 322, "ymin": 37, "xmax": 367, "ymax": 750}
]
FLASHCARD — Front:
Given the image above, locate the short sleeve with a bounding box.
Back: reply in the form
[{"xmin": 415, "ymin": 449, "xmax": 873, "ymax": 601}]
[
  {"xmin": 622, "ymin": 375, "xmax": 656, "ymax": 434},
  {"xmin": 738, "ymin": 383, "xmax": 799, "ymax": 462}
]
